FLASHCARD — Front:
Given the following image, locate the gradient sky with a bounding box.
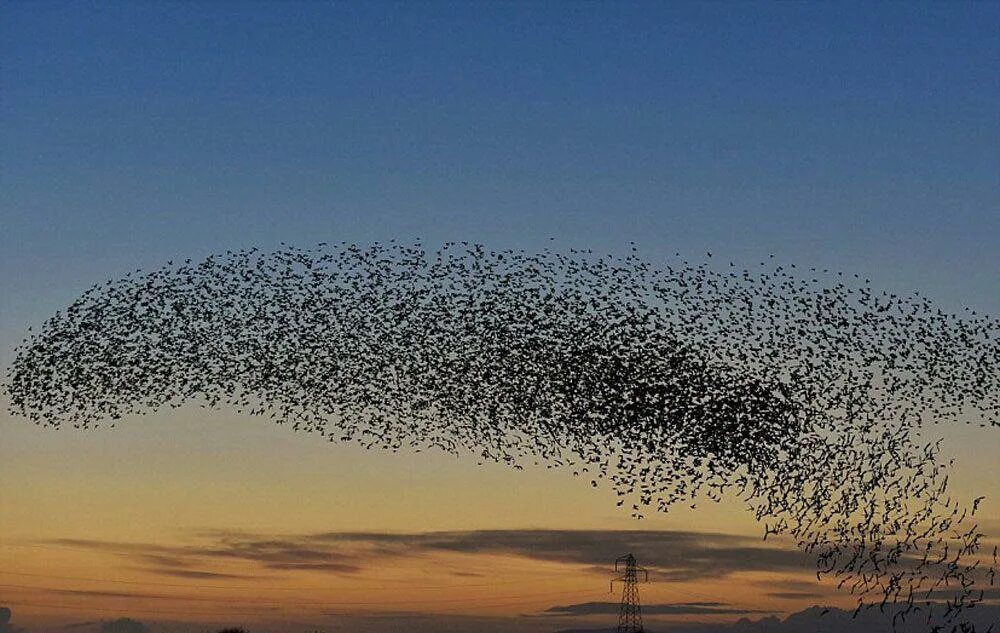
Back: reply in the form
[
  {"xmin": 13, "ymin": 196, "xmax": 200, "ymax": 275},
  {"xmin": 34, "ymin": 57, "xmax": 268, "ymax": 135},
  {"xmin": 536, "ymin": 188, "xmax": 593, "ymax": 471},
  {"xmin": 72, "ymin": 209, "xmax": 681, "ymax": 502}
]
[{"xmin": 1, "ymin": 2, "xmax": 998, "ymax": 632}]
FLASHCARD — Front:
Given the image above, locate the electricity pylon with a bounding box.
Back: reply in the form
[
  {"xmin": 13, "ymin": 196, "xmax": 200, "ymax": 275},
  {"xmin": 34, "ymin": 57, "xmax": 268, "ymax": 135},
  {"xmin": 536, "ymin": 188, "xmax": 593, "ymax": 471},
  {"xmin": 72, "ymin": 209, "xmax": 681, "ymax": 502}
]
[{"xmin": 611, "ymin": 553, "xmax": 649, "ymax": 633}]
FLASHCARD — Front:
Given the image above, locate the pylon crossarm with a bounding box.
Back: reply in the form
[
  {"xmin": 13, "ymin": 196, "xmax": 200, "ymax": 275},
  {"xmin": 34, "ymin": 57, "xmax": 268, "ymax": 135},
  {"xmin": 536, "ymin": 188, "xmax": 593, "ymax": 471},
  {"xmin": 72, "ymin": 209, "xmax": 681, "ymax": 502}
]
[{"xmin": 614, "ymin": 554, "xmax": 632, "ymax": 572}]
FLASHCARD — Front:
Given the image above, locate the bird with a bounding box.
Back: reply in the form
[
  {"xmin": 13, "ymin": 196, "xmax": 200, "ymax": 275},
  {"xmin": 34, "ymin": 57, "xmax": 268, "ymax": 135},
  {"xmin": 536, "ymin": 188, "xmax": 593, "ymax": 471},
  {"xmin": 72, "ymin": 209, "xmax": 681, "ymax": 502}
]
[{"xmin": 3, "ymin": 240, "xmax": 997, "ymax": 631}]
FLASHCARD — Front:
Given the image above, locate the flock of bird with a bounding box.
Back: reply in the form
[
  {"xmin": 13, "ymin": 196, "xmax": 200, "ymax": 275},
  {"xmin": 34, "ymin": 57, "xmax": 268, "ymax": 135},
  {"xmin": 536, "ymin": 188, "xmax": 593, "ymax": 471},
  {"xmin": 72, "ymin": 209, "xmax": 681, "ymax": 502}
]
[{"xmin": 4, "ymin": 241, "xmax": 998, "ymax": 632}]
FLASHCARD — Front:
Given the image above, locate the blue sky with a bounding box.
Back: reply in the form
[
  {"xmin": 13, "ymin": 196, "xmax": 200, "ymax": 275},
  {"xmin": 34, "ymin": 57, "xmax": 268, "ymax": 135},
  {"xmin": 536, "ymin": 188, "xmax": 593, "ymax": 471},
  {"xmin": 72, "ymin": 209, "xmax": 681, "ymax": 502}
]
[{"xmin": 2, "ymin": 0, "xmax": 998, "ymax": 343}]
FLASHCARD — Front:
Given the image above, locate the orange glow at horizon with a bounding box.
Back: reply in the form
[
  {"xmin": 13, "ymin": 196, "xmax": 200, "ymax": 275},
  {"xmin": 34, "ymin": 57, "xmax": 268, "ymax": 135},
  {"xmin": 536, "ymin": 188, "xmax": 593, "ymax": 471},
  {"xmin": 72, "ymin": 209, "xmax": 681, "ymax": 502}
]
[{"xmin": 2, "ymin": 403, "xmax": 998, "ymax": 630}]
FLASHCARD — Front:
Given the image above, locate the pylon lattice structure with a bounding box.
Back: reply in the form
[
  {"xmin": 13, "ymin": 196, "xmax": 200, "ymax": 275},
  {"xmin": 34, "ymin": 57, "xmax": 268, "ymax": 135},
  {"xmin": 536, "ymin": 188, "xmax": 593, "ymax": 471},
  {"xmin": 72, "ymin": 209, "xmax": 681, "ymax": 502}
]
[{"xmin": 612, "ymin": 553, "xmax": 649, "ymax": 633}]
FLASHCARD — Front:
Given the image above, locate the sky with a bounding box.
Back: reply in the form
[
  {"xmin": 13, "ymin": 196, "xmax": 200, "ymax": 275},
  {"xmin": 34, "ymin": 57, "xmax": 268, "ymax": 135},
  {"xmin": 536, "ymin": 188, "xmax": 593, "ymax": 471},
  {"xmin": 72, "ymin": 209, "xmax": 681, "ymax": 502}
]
[{"xmin": 0, "ymin": 2, "xmax": 998, "ymax": 632}]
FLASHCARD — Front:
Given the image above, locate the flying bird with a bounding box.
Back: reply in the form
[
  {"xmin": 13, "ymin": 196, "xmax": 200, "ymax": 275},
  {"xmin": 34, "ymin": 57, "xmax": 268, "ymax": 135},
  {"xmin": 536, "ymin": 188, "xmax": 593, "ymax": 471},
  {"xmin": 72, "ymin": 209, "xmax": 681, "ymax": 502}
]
[{"xmin": 4, "ymin": 241, "xmax": 998, "ymax": 632}]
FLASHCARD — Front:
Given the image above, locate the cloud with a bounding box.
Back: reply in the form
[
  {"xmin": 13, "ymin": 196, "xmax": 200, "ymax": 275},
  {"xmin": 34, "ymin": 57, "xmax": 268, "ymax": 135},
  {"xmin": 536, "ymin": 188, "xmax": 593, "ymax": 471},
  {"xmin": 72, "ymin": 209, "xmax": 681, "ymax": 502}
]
[
  {"xmin": 307, "ymin": 529, "xmax": 812, "ymax": 581},
  {"xmin": 257, "ymin": 561, "xmax": 361, "ymax": 573},
  {"xmin": 318, "ymin": 611, "xmax": 568, "ymax": 633},
  {"xmin": 754, "ymin": 577, "xmax": 833, "ymax": 602},
  {"xmin": 99, "ymin": 619, "xmax": 147, "ymax": 633},
  {"xmin": 453, "ymin": 530, "xmax": 800, "ymax": 580},
  {"xmin": 47, "ymin": 535, "xmax": 362, "ymax": 579},
  {"xmin": 321, "ymin": 529, "xmax": 998, "ymax": 577},
  {"xmin": 135, "ymin": 568, "xmax": 256, "ymax": 580},
  {"xmin": 544, "ymin": 601, "xmax": 766, "ymax": 616},
  {"xmin": 53, "ymin": 590, "xmax": 158, "ymax": 600},
  {"xmin": 42, "ymin": 529, "xmax": 811, "ymax": 582},
  {"xmin": 765, "ymin": 592, "xmax": 824, "ymax": 600}
]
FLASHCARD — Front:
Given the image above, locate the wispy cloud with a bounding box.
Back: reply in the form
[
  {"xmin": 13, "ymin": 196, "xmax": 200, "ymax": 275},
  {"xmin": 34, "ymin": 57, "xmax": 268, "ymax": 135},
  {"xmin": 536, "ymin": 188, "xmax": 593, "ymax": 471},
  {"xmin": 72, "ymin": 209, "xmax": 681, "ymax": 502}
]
[
  {"xmin": 766, "ymin": 591, "xmax": 825, "ymax": 600},
  {"xmin": 137, "ymin": 568, "xmax": 255, "ymax": 580},
  {"xmin": 42, "ymin": 529, "xmax": 811, "ymax": 582},
  {"xmin": 543, "ymin": 601, "xmax": 766, "ymax": 616}
]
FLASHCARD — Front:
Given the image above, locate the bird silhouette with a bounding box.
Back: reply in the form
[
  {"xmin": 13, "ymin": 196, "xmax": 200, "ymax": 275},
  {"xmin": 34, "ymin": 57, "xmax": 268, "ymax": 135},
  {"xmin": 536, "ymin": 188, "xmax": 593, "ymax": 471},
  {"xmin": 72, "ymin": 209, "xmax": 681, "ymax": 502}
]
[{"xmin": 3, "ymin": 241, "xmax": 998, "ymax": 632}]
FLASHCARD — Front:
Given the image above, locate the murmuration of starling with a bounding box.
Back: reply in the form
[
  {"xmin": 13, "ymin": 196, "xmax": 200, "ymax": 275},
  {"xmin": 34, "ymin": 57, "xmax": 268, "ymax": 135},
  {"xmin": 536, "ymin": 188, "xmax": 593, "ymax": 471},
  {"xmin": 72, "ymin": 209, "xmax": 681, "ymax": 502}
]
[{"xmin": 4, "ymin": 242, "xmax": 998, "ymax": 632}]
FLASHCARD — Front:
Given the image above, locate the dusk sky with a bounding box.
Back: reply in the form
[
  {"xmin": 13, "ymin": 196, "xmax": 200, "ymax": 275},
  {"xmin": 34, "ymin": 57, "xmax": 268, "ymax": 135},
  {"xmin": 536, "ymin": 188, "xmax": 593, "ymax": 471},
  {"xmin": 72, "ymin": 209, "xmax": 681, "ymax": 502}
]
[{"xmin": 1, "ymin": 2, "xmax": 998, "ymax": 633}]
